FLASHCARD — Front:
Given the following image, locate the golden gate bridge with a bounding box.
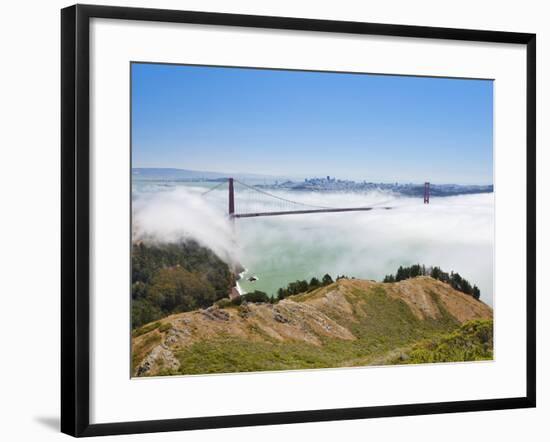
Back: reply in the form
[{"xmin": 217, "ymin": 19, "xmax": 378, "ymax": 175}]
[
  {"xmin": 202, "ymin": 177, "xmax": 430, "ymax": 300},
  {"xmin": 202, "ymin": 178, "xmax": 430, "ymax": 219}
]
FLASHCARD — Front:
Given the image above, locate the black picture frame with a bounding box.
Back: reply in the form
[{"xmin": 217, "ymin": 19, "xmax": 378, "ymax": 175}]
[{"xmin": 61, "ymin": 4, "xmax": 536, "ymax": 437}]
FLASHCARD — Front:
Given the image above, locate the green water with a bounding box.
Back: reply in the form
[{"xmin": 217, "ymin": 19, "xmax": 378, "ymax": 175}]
[{"xmin": 232, "ymin": 206, "xmax": 426, "ymax": 298}]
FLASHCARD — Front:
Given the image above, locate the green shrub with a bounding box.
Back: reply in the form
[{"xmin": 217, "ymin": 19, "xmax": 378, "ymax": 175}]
[
  {"xmin": 242, "ymin": 290, "xmax": 271, "ymax": 303},
  {"xmin": 215, "ymin": 298, "xmax": 234, "ymax": 308},
  {"xmin": 132, "ymin": 321, "xmax": 161, "ymax": 338},
  {"xmin": 404, "ymin": 319, "xmax": 493, "ymax": 364},
  {"xmin": 158, "ymin": 323, "xmax": 172, "ymax": 333}
]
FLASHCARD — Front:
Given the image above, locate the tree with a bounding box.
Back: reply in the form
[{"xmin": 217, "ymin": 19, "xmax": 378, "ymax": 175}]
[
  {"xmin": 297, "ymin": 280, "xmax": 309, "ymax": 293},
  {"xmin": 132, "ymin": 298, "xmax": 162, "ymax": 329},
  {"xmin": 383, "ymin": 264, "xmax": 481, "ymax": 301},
  {"xmin": 242, "ymin": 290, "xmax": 270, "ymax": 303},
  {"xmin": 132, "ymin": 281, "xmax": 147, "ymax": 300},
  {"xmin": 431, "ymin": 266, "xmax": 442, "ymax": 280},
  {"xmin": 472, "ymin": 285, "xmax": 481, "ymax": 300},
  {"xmin": 309, "ymin": 277, "xmax": 321, "ymax": 290},
  {"xmin": 395, "ymin": 266, "xmax": 405, "ymax": 281},
  {"xmin": 322, "ymin": 274, "xmax": 334, "ymax": 286},
  {"xmin": 147, "ymin": 267, "xmax": 217, "ymax": 314},
  {"xmin": 287, "ymin": 282, "xmax": 299, "ymax": 295},
  {"xmin": 410, "ymin": 264, "xmax": 422, "ymax": 278}
]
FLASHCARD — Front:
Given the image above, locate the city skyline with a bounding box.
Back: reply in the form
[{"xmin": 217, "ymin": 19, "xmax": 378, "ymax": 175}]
[{"xmin": 132, "ymin": 63, "xmax": 494, "ymax": 185}]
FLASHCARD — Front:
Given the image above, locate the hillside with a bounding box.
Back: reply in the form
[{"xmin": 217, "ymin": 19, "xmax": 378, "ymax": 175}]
[
  {"xmin": 132, "ymin": 276, "xmax": 493, "ymax": 376},
  {"xmin": 131, "ymin": 240, "xmax": 232, "ymax": 328}
]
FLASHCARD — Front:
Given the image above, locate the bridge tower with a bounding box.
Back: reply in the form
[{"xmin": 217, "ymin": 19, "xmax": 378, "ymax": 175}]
[
  {"xmin": 228, "ymin": 177, "xmax": 235, "ymax": 219},
  {"xmin": 227, "ymin": 177, "xmax": 240, "ymax": 299},
  {"xmin": 424, "ymin": 182, "xmax": 430, "ymax": 204}
]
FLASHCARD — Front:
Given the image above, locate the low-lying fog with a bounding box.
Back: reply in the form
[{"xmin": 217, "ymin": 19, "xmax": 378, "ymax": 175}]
[{"xmin": 133, "ymin": 184, "xmax": 494, "ymax": 306}]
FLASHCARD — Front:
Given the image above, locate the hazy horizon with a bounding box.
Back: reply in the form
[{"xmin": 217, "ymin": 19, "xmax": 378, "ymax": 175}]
[{"xmin": 132, "ymin": 166, "xmax": 493, "ymax": 187}]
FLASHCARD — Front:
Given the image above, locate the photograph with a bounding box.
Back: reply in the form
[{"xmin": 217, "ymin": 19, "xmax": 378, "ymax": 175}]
[{"xmin": 130, "ymin": 62, "xmax": 494, "ymax": 377}]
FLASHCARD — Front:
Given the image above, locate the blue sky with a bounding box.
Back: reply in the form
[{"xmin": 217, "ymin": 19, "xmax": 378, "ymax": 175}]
[{"xmin": 132, "ymin": 63, "xmax": 493, "ymax": 184}]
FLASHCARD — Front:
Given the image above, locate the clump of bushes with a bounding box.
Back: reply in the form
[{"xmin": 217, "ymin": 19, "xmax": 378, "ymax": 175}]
[
  {"xmin": 158, "ymin": 323, "xmax": 172, "ymax": 333},
  {"xmin": 403, "ymin": 319, "xmax": 493, "ymax": 363},
  {"xmin": 241, "ymin": 290, "xmax": 274, "ymax": 304},
  {"xmin": 215, "ymin": 298, "xmax": 234, "ymax": 309},
  {"xmin": 215, "ymin": 290, "xmax": 275, "ymax": 308},
  {"xmin": 383, "ymin": 264, "xmax": 481, "ymax": 300},
  {"xmin": 276, "ymin": 274, "xmax": 335, "ymax": 300},
  {"xmin": 132, "ymin": 321, "xmax": 161, "ymax": 338}
]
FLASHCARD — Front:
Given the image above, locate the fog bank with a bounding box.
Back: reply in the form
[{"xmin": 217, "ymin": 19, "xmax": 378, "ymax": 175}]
[
  {"xmin": 237, "ymin": 191, "xmax": 494, "ymax": 305},
  {"xmin": 133, "ymin": 185, "xmax": 494, "ymax": 305},
  {"xmin": 132, "ymin": 187, "xmax": 239, "ymax": 265}
]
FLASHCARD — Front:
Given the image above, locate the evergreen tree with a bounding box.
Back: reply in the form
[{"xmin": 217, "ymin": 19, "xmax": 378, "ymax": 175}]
[
  {"xmin": 431, "ymin": 266, "xmax": 442, "ymax": 280},
  {"xmin": 383, "ymin": 264, "xmax": 482, "ymax": 301},
  {"xmin": 309, "ymin": 277, "xmax": 321, "ymax": 290},
  {"xmin": 297, "ymin": 280, "xmax": 309, "ymax": 293},
  {"xmin": 322, "ymin": 274, "xmax": 334, "ymax": 285},
  {"xmin": 242, "ymin": 290, "xmax": 270, "ymax": 303},
  {"xmin": 383, "ymin": 274, "xmax": 395, "ymax": 283}
]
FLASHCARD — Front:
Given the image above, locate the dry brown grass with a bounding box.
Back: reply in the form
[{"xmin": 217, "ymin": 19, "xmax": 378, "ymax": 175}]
[{"xmin": 132, "ymin": 276, "xmax": 493, "ymax": 376}]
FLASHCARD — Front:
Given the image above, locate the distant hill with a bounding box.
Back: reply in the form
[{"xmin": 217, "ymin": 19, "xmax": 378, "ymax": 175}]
[
  {"xmin": 132, "ymin": 276, "xmax": 493, "ymax": 376},
  {"xmin": 132, "ymin": 167, "xmax": 286, "ymax": 182},
  {"xmin": 133, "ymin": 168, "xmax": 228, "ymax": 180}
]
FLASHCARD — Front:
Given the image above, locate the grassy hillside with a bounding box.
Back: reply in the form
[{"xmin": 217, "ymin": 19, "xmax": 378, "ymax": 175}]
[{"xmin": 132, "ymin": 277, "xmax": 493, "ymax": 376}]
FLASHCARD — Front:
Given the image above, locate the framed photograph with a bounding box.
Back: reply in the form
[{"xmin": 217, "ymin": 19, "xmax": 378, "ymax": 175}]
[{"xmin": 61, "ymin": 4, "xmax": 536, "ymax": 437}]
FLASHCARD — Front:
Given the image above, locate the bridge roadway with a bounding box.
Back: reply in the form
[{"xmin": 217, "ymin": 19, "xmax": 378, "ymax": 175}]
[{"xmin": 232, "ymin": 206, "xmax": 392, "ymax": 218}]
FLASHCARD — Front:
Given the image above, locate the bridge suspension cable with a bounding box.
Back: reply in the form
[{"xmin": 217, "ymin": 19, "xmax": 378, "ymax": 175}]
[
  {"xmin": 233, "ymin": 179, "xmax": 336, "ymax": 210},
  {"xmin": 200, "ymin": 181, "xmax": 227, "ymax": 195},
  {"xmin": 232, "ymin": 179, "xmax": 395, "ymax": 218}
]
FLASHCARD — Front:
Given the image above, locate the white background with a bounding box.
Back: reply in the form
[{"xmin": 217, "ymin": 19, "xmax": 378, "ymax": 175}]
[
  {"xmin": 0, "ymin": 0, "xmax": 547, "ymax": 441},
  {"xmin": 90, "ymin": 17, "xmax": 526, "ymax": 424}
]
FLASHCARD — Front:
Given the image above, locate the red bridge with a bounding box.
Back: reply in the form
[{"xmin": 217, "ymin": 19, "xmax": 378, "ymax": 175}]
[{"xmin": 203, "ymin": 177, "xmax": 430, "ymax": 220}]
